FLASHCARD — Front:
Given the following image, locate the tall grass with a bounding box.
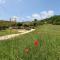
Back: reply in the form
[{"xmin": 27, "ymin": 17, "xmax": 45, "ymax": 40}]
[
  {"xmin": 0, "ymin": 24, "xmax": 60, "ymax": 60},
  {"xmin": 0, "ymin": 29, "xmax": 18, "ymax": 36}
]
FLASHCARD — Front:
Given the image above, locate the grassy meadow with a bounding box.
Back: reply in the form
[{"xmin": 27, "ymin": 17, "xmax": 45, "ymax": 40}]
[
  {"xmin": 0, "ymin": 29, "xmax": 18, "ymax": 36},
  {"xmin": 0, "ymin": 24, "xmax": 60, "ymax": 60}
]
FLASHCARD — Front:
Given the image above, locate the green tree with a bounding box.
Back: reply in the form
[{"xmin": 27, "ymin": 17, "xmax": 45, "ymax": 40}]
[{"xmin": 17, "ymin": 22, "xmax": 23, "ymax": 26}]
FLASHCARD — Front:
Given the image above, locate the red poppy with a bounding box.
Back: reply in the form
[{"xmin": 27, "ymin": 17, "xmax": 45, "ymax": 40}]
[{"xmin": 34, "ymin": 40, "xmax": 39, "ymax": 47}]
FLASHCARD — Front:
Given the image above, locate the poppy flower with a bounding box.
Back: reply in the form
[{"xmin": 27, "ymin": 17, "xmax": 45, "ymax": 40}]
[{"xmin": 34, "ymin": 40, "xmax": 39, "ymax": 47}]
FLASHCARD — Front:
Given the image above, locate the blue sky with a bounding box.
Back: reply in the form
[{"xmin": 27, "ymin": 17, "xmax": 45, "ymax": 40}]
[{"xmin": 0, "ymin": 0, "xmax": 60, "ymax": 21}]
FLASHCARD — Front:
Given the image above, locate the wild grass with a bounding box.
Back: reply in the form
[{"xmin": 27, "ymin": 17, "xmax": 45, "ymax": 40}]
[
  {"xmin": 0, "ymin": 29, "xmax": 18, "ymax": 36},
  {"xmin": 0, "ymin": 24, "xmax": 60, "ymax": 60}
]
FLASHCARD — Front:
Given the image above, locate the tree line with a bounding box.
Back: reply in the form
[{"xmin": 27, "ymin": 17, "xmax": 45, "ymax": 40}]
[{"xmin": 0, "ymin": 15, "xmax": 60, "ymax": 30}]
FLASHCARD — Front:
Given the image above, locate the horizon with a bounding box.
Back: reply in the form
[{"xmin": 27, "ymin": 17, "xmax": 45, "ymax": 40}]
[
  {"xmin": 0, "ymin": 0, "xmax": 60, "ymax": 22},
  {"xmin": 0, "ymin": 15, "xmax": 59, "ymax": 23}
]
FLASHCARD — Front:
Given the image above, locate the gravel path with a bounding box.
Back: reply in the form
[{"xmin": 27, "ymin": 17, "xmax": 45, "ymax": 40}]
[{"xmin": 0, "ymin": 29, "xmax": 35, "ymax": 40}]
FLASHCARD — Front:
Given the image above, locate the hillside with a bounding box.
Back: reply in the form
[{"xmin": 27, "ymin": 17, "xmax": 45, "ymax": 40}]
[
  {"xmin": 42, "ymin": 15, "xmax": 60, "ymax": 25},
  {"xmin": 21, "ymin": 15, "xmax": 60, "ymax": 27}
]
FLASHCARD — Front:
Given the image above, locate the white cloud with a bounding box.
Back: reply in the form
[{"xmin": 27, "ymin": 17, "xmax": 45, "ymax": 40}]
[
  {"xmin": 12, "ymin": 16, "xmax": 20, "ymax": 21},
  {"xmin": 11, "ymin": 10, "xmax": 54, "ymax": 22},
  {"xmin": 26, "ymin": 16, "xmax": 31, "ymax": 19},
  {"xmin": 48, "ymin": 10, "xmax": 54, "ymax": 17},
  {"xmin": 12, "ymin": 16, "xmax": 20, "ymax": 19},
  {"xmin": 23, "ymin": 10, "xmax": 54, "ymax": 21},
  {"xmin": 32, "ymin": 13, "xmax": 41, "ymax": 20},
  {"xmin": 40, "ymin": 10, "xmax": 54, "ymax": 19},
  {"xmin": 32, "ymin": 10, "xmax": 54, "ymax": 20},
  {"xmin": 40, "ymin": 11, "xmax": 48, "ymax": 19}
]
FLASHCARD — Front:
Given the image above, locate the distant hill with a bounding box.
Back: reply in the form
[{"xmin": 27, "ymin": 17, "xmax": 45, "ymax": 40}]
[{"xmin": 43, "ymin": 15, "xmax": 60, "ymax": 25}]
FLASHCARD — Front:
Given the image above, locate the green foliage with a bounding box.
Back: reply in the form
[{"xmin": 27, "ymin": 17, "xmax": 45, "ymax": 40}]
[
  {"xmin": 0, "ymin": 20, "xmax": 17, "ymax": 30},
  {"xmin": 23, "ymin": 24, "xmax": 29, "ymax": 27},
  {"xmin": 44, "ymin": 15, "xmax": 60, "ymax": 25},
  {"xmin": 17, "ymin": 22, "xmax": 23, "ymax": 26},
  {"xmin": 33, "ymin": 19, "xmax": 38, "ymax": 26}
]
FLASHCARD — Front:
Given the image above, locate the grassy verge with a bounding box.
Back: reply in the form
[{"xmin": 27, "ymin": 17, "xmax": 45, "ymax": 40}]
[
  {"xmin": 0, "ymin": 24, "xmax": 60, "ymax": 60},
  {"xmin": 0, "ymin": 29, "xmax": 18, "ymax": 36}
]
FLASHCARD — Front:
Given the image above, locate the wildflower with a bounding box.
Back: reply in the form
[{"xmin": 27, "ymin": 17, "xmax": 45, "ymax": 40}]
[{"xmin": 34, "ymin": 40, "xmax": 39, "ymax": 47}]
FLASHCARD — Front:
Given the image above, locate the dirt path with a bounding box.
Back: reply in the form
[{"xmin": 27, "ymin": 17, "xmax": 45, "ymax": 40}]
[{"xmin": 0, "ymin": 29, "xmax": 35, "ymax": 40}]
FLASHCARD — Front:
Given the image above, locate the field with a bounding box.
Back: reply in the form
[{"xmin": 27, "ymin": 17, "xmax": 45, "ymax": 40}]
[
  {"xmin": 0, "ymin": 24, "xmax": 60, "ymax": 60},
  {"xmin": 0, "ymin": 29, "xmax": 18, "ymax": 36}
]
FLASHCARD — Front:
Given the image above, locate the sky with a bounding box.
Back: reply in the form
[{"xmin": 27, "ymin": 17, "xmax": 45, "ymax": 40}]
[{"xmin": 0, "ymin": 0, "xmax": 60, "ymax": 22}]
